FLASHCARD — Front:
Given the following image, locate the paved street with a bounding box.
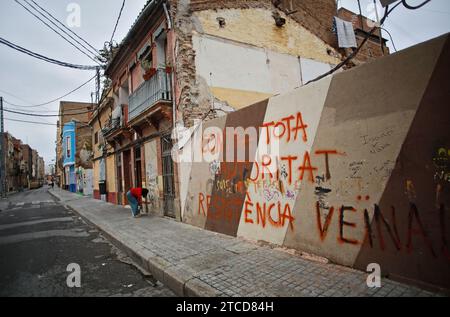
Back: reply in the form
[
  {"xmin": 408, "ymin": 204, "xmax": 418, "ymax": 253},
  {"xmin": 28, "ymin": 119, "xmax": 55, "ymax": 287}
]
[
  {"xmin": 0, "ymin": 187, "xmax": 175, "ymax": 297},
  {"xmin": 49, "ymin": 188, "xmax": 447, "ymax": 298}
]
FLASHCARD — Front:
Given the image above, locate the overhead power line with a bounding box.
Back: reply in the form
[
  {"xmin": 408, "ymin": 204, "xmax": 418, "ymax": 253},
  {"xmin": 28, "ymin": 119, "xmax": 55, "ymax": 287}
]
[
  {"xmin": 27, "ymin": 0, "xmax": 100, "ymax": 56},
  {"xmin": 402, "ymin": 0, "xmax": 432, "ymax": 10},
  {"xmin": 0, "ymin": 36, "xmax": 98, "ymax": 70},
  {"xmin": 14, "ymin": 0, "xmax": 100, "ymax": 65},
  {"xmin": 110, "ymin": 0, "xmax": 126, "ymax": 44},
  {"xmin": 3, "ymin": 108, "xmax": 94, "ymax": 117},
  {"xmin": 4, "ymin": 106, "xmax": 86, "ymax": 114},
  {"xmin": 380, "ymin": 27, "xmax": 398, "ymax": 52},
  {"xmin": 306, "ymin": 1, "xmax": 404, "ymax": 85},
  {"xmin": 0, "ymin": 89, "xmax": 33, "ymax": 104},
  {"xmin": 5, "ymin": 118, "xmax": 57, "ymax": 126},
  {"xmin": 4, "ymin": 105, "xmax": 92, "ymax": 114},
  {"xmin": 3, "ymin": 75, "xmax": 97, "ymax": 108}
]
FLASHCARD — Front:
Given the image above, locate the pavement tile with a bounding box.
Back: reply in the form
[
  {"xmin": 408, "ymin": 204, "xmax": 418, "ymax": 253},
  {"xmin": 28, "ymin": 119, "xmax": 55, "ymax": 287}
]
[{"xmin": 49, "ymin": 189, "xmax": 448, "ymax": 298}]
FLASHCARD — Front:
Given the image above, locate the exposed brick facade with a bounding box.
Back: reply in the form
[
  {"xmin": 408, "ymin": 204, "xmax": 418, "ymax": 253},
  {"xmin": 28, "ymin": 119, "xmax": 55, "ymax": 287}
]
[
  {"xmin": 98, "ymin": 0, "xmax": 389, "ymax": 218},
  {"xmin": 186, "ymin": 0, "xmax": 338, "ymax": 50},
  {"xmin": 275, "ymin": 0, "xmax": 339, "ymax": 50},
  {"xmin": 169, "ymin": 0, "xmax": 340, "ymax": 126},
  {"xmin": 56, "ymin": 101, "xmax": 93, "ymax": 188},
  {"xmin": 338, "ymin": 7, "xmax": 390, "ymax": 63},
  {"xmin": 167, "ymin": 0, "xmax": 388, "ymax": 127}
]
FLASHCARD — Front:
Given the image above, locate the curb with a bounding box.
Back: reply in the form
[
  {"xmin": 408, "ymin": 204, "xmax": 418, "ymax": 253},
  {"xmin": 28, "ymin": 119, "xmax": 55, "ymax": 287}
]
[{"xmin": 48, "ymin": 189, "xmax": 216, "ymax": 297}]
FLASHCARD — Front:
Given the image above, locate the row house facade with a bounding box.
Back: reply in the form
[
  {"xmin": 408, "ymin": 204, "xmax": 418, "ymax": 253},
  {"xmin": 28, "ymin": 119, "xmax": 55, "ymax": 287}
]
[
  {"xmin": 89, "ymin": 89, "xmax": 119, "ymax": 204},
  {"xmin": 1, "ymin": 132, "xmax": 44, "ymax": 192},
  {"xmin": 20, "ymin": 143, "xmax": 32, "ymax": 188},
  {"xmin": 30, "ymin": 149, "xmax": 45, "ymax": 188},
  {"xmin": 56, "ymin": 101, "xmax": 94, "ymax": 195},
  {"xmin": 89, "ymin": 0, "xmax": 388, "ymax": 219},
  {"xmin": 99, "ymin": 0, "xmax": 176, "ymax": 217}
]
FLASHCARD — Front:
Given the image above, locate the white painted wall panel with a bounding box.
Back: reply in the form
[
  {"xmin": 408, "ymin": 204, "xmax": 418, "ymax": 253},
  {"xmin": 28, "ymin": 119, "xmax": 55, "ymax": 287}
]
[
  {"xmin": 193, "ymin": 34, "xmax": 271, "ymax": 93},
  {"xmin": 267, "ymin": 50, "xmax": 302, "ymax": 95},
  {"xmin": 193, "ymin": 34, "xmax": 335, "ymax": 101},
  {"xmin": 300, "ymin": 58, "xmax": 333, "ymax": 84}
]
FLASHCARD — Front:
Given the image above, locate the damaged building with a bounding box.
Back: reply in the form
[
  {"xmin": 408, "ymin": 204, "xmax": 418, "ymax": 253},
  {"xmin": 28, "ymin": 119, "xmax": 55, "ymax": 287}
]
[{"xmin": 94, "ymin": 0, "xmax": 387, "ymax": 219}]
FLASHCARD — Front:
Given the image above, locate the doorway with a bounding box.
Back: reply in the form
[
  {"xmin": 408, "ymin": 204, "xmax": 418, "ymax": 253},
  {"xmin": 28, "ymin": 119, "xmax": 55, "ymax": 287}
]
[
  {"xmin": 123, "ymin": 150, "xmax": 132, "ymax": 194},
  {"xmin": 161, "ymin": 134, "xmax": 175, "ymax": 218},
  {"xmin": 116, "ymin": 154, "xmax": 123, "ymax": 205},
  {"xmin": 134, "ymin": 146, "xmax": 142, "ymax": 188}
]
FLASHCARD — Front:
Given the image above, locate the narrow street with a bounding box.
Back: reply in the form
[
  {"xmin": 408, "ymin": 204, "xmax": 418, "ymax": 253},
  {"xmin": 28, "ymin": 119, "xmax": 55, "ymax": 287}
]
[
  {"xmin": 0, "ymin": 187, "xmax": 174, "ymax": 297},
  {"xmin": 0, "ymin": 0, "xmax": 448, "ymax": 300}
]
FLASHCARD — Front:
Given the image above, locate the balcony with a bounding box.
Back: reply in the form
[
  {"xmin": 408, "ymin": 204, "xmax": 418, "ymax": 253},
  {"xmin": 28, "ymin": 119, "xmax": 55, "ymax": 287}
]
[
  {"xmin": 129, "ymin": 68, "xmax": 172, "ymax": 122},
  {"xmin": 101, "ymin": 117, "xmax": 121, "ymax": 137},
  {"xmin": 101, "ymin": 105, "xmax": 129, "ymax": 142}
]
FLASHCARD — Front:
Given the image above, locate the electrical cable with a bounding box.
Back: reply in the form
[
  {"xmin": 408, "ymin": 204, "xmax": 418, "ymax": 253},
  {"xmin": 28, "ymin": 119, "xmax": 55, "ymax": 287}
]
[
  {"xmin": 16, "ymin": 0, "xmax": 99, "ymax": 64},
  {"xmin": 98, "ymin": 1, "xmax": 127, "ymax": 104},
  {"xmin": 14, "ymin": 0, "xmax": 100, "ymax": 65},
  {"xmin": 23, "ymin": 0, "xmax": 100, "ymax": 59},
  {"xmin": 110, "ymin": 0, "xmax": 126, "ymax": 44},
  {"xmin": 402, "ymin": 0, "xmax": 432, "ymax": 10},
  {"xmin": 28, "ymin": 0, "xmax": 100, "ymax": 56},
  {"xmin": 380, "ymin": 27, "xmax": 398, "ymax": 52},
  {"xmin": 3, "ymin": 75, "xmax": 96, "ymax": 108},
  {"xmin": 4, "ymin": 106, "xmax": 70, "ymax": 114},
  {"xmin": 5, "ymin": 118, "xmax": 57, "ymax": 126},
  {"xmin": 0, "ymin": 36, "xmax": 98, "ymax": 70},
  {"xmin": 305, "ymin": 1, "xmax": 403, "ymax": 85},
  {"xmin": 4, "ymin": 108, "xmax": 94, "ymax": 117},
  {"xmin": 22, "ymin": 0, "xmax": 99, "ymax": 61},
  {"xmin": 0, "ymin": 89, "xmax": 33, "ymax": 104}
]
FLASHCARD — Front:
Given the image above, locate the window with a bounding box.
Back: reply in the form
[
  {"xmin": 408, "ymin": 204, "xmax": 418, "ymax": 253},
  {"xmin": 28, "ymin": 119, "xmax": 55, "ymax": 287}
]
[
  {"xmin": 66, "ymin": 136, "xmax": 71, "ymax": 158},
  {"xmin": 140, "ymin": 49, "xmax": 153, "ymax": 72},
  {"xmin": 94, "ymin": 132, "xmax": 99, "ymax": 145},
  {"xmin": 141, "ymin": 52, "xmax": 153, "ymax": 72}
]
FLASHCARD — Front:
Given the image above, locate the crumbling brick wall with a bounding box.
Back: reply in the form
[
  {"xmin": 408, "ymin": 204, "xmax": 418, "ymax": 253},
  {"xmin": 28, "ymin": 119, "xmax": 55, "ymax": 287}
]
[
  {"xmin": 189, "ymin": 0, "xmax": 339, "ymax": 49},
  {"xmin": 274, "ymin": 0, "xmax": 339, "ymax": 49},
  {"xmin": 338, "ymin": 8, "xmax": 390, "ymax": 63},
  {"xmin": 169, "ymin": 0, "xmax": 341, "ymax": 128},
  {"xmin": 168, "ymin": 0, "xmax": 386, "ymax": 127},
  {"xmin": 170, "ymin": 0, "xmax": 206, "ymax": 127},
  {"xmin": 189, "ymin": 0, "xmax": 272, "ymax": 11}
]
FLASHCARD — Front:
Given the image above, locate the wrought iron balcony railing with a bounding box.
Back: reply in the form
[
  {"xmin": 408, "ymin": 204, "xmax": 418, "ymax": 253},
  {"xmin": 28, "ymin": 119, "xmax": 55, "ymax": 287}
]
[
  {"xmin": 101, "ymin": 104, "xmax": 125, "ymax": 138},
  {"xmin": 129, "ymin": 68, "xmax": 172, "ymax": 121},
  {"xmin": 101, "ymin": 117, "xmax": 121, "ymax": 137}
]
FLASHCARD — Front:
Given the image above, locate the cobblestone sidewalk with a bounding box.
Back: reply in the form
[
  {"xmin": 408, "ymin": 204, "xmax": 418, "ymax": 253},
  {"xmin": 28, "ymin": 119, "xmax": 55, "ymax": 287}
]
[{"xmin": 49, "ymin": 189, "xmax": 445, "ymax": 297}]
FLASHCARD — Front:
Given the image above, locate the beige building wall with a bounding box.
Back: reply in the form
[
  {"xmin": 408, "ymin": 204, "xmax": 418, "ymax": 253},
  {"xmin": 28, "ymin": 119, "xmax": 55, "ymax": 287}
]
[
  {"xmin": 106, "ymin": 155, "xmax": 116, "ymax": 194},
  {"xmin": 57, "ymin": 101, "xmax": 93, "ymax": 187},
  {"xmin": 194, "ymin": 8, "xmax": 339, "ymax": 64}
]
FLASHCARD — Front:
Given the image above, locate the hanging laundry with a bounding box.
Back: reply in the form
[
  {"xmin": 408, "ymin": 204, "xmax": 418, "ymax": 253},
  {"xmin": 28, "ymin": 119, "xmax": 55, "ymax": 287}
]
[{"xmin": 334, "ymin": 16, "xmax": 358, "ymax": 48}]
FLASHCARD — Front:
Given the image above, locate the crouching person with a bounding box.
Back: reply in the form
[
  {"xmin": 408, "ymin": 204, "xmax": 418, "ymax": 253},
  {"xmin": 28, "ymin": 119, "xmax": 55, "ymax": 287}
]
[{"xmin": 126, "ymin": 187, "xmax": 149, "ymax": 218}]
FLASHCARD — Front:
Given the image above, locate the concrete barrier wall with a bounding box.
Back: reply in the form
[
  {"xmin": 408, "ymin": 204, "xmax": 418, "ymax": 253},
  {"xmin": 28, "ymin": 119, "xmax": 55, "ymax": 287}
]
[{"xmin": 177, "ymin": 34, "xmax": 450, "ymax": 289}]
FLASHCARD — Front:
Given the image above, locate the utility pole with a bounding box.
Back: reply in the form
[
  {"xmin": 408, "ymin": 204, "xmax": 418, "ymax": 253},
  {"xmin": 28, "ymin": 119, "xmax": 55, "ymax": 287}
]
[
  {"xmin": 0, "ymin": 97, "xmax": 6, "ymax": 198},
  {"xmin": 95, "ymin": 67, "xmax": 101, "ymax": 104}
]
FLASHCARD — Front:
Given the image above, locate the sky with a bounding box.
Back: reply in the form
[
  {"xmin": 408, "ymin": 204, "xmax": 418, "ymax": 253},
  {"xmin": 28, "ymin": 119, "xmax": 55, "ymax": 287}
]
[{"xmin": 0, "ymin": 0, "xmax": 449, "ymax": 168}]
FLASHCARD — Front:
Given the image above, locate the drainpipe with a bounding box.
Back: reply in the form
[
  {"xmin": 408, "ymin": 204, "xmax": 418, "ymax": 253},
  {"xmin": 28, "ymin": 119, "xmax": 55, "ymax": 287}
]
[
  {"xmin": 163, "ymin": 1, "xmax": 177, "ymax": 128},
  {"xmin": 163, "ymin": 2, "xmax": 172, "ymax": 30},
  {"xmin": 164, "ymin": 0, "xmax": 182, "ymax": 222}
]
